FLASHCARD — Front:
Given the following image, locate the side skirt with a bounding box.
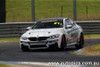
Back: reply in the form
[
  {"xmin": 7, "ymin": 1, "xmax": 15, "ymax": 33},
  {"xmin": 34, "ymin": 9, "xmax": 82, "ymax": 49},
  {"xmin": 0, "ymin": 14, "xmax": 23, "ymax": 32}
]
[{"xmin": 67, "ymin": 42, "xmax": 77, "ymax": 46}]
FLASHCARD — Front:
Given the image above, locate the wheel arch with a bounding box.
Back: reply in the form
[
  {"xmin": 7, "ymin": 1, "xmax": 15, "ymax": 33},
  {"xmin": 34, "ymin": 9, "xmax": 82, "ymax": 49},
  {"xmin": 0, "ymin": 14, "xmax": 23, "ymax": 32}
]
[
  {"xmin": 78, "ymin": 31, "xmax": 84, "ymax": 39},
  {"xmin": 60, "ymin": 34, "xmax": 67, "ymax": 48}
]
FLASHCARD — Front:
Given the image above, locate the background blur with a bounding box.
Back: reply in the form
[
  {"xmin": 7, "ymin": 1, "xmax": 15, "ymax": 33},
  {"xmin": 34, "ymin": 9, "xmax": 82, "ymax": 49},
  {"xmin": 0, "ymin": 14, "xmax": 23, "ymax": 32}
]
[{"xmin": 5, "ymin": 0, "xmax": 100, "ymax": 22}]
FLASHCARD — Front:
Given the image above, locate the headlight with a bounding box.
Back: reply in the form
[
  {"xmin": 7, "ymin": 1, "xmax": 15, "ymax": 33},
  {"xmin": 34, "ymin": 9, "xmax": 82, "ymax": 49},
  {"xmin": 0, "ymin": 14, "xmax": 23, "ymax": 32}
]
[
  {"xmin": 50, "ymin": 34, "xmax": 60, "ymax": 39},
  {"xmin": 21, "ymin": 37, "xmax": 28, "ymax": 40}
]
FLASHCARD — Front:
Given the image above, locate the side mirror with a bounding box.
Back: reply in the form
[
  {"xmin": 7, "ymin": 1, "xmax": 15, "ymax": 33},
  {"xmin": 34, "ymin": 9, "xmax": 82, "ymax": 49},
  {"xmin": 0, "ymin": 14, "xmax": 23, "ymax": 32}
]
[
  {"xmin": 66, "ymin": 25, "xmax": 72, "ymax": 28},
  {"xmin": 73, "ymin": 21, "xmax": 76, "ymax": 25},
  {"xmin": 26, "ymin": 27, "xmax": 32, "ymax": 30}
]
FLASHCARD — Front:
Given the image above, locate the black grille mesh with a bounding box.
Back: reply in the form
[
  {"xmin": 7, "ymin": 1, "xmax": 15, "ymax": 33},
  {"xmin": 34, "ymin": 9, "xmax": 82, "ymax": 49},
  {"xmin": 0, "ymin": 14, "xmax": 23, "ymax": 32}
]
[{"xmin": 28, "ymin": 37, "xmax": 49, "ymax": 41}]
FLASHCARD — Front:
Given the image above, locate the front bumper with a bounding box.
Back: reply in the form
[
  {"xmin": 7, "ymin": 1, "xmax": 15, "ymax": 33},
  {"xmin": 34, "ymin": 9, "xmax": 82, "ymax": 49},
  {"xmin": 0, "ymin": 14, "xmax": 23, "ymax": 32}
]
[{"xmin": 20, "ymin": 39, "xmax": 59, "ymax": 49}]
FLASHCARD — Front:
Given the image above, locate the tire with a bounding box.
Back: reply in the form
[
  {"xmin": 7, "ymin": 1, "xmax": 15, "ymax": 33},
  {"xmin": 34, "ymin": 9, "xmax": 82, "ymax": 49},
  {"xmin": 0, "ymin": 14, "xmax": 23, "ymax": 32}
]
[
  {"xmin": 75, "ymin": 33, "xmax": 84, "ymax": 49},
  {"xmin": 60, "ymin": 36, "xmax": 66, "ymax": 50},
  {"xmin": 21, "ymin": 45, "xmax": 29, "ymax": 52}
]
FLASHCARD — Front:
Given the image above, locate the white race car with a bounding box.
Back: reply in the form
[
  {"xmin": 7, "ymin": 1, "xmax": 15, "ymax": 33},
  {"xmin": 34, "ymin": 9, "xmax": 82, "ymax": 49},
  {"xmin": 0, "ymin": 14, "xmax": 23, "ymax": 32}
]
[{"xmin": 20, "ymin": 18, "xmax": 84, "ymax": 51}]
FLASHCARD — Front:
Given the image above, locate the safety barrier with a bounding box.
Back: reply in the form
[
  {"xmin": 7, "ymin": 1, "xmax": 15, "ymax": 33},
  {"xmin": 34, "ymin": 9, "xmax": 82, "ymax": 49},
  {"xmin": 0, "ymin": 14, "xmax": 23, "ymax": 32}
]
[{"xmin": 0, "ymin": 21, "xmax": 100, "ymax": 38}]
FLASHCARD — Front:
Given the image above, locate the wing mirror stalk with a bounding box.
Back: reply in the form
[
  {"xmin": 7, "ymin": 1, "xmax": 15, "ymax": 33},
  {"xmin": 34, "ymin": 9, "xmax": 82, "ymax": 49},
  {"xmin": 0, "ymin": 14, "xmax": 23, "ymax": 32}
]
[{"xmin": 65, "ymin": 25, "xmax": 72, "ymax": 29}]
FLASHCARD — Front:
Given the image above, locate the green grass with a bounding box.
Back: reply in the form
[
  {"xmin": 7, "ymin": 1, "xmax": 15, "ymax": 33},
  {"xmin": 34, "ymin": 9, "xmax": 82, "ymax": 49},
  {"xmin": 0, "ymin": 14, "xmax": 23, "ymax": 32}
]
[
  {"xmin": 74, "ymin": 44, "xmax": 100, "ymax": 55},
  {"xmin": 6, "ymin": 0, "xmax": 32, "ymax": 22},
  {"xmin": 85, "ymin": 34, "xmax": 100, "ymax": 38},
  {"xmin": 0, "ymin": 38, "xmax": 19, "ymax": 42},
  {"xmin": 0, "ymin": 64, "xmax": 11, "ymax": 67},
  {"xmin": 6, "ymin": 0, "xmax": 100, "ymax": 22}
]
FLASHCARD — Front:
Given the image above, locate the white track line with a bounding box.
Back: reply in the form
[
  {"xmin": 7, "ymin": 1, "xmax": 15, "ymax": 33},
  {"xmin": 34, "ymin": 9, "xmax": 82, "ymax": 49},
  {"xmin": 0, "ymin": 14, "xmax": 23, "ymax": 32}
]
[{"xmin": 0, "ymin": 61, "xmax": 83, "ymax": 67}]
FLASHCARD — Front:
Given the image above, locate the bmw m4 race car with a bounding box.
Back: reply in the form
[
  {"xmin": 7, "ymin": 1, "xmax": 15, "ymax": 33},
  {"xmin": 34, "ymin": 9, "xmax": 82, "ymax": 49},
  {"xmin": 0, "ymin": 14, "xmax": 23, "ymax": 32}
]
[{"xmin": 20, "ymin": 18, "xmax": 84, "ymax": 51}]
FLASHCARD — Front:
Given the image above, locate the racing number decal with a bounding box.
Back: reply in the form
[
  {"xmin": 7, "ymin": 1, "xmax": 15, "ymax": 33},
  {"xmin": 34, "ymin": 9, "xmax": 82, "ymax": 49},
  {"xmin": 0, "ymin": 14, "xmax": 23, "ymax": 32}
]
[{"xmin": 54, "ymin": 22, "xmax": 62, "ymax": 25}]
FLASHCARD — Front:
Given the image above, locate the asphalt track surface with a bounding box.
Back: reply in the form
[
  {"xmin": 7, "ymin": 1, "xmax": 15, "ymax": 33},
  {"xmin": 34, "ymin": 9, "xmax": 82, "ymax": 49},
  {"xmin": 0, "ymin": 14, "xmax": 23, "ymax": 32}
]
[{"xmin": 0, "ymin": 38, "xmax": 100, "ymax": 63}]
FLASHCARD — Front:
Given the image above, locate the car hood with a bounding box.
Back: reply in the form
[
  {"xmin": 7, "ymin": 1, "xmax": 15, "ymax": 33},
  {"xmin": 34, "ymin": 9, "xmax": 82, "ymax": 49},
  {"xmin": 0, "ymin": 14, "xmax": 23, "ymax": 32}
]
[{"xmin": 22, "ymin": 28, "xmax": 63, "ymax": 37}]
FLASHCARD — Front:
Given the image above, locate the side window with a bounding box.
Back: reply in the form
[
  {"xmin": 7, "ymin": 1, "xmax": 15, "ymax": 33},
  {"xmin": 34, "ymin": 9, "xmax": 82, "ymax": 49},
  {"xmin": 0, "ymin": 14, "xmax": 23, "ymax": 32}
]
[{"xmin": 65, "ymin": 19, "xmax": 72, "ymax": 25}]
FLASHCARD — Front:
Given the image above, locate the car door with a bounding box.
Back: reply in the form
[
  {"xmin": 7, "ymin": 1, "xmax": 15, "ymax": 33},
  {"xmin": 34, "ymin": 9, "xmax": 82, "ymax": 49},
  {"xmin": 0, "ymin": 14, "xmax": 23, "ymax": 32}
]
[
  {"xmin": 65, "ymin": 19, "xmax": 74, "ymax": 44},
  {"xmin": 69, "ymin": 19, "xmax": 79, "ymax": 43}
]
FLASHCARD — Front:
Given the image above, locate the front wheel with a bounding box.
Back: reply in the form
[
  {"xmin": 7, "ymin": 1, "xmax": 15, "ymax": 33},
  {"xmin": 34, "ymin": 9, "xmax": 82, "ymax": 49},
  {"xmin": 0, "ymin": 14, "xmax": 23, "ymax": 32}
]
[
  {"xmin": 60, "ymin": 36, "xmax": 66, "ymax": 50},
  {"xmin": 75, "ymin": 33, "xmax": 84, "ymax": 49}
]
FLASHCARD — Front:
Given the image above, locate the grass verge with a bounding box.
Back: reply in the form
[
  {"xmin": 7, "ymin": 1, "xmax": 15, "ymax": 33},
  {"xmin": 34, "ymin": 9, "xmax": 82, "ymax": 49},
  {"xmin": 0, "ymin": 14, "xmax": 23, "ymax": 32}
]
[
  {"xmin": 0, "ymin": 64, "xmax": 11, "ymax": 67},
  {"xmin": 73, "ymin": 44, "xmax": 100, "ymax": 55},
  {"xmin": 0, "ymin": 38, "xmax": 19, "ymax": 42},
  {"xmin": 85, "ymin": 34, "xmax": 100, "ymax": 39}
]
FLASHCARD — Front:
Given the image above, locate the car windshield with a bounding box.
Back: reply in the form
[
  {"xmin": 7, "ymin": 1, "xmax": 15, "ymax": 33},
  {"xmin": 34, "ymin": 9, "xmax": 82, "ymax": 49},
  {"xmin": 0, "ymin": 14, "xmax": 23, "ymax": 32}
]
[{"xmin": 32, "ymin": 19, "xmax": 63, "ymax": 29}]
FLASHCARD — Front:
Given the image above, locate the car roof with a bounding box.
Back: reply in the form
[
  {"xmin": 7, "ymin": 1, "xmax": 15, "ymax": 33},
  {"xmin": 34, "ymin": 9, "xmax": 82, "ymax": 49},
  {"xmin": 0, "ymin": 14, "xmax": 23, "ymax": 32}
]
[{"xmin": 38, "ymin": 18, "xmax": 69, "ymax": 21}]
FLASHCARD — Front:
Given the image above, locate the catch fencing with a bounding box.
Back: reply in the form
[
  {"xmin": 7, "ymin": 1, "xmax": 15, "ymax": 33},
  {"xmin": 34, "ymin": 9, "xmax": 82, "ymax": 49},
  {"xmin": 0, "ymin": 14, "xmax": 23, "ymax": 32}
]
[{"xmin": 0, "ymin": 21, "xmax": 100, "ymax": 38}]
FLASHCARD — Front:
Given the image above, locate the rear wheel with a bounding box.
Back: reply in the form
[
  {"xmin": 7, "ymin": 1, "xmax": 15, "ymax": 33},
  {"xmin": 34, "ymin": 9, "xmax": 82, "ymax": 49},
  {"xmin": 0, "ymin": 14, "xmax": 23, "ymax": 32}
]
[
  {"xmin": 75, "ymin": 33, "xmax": 84, "ymax": 49},
  {"xmin": 60, "ymin": 36, "xmax": 66, "ymax": 50},
  {"xmin": 21, "ymin": 45, "xmax": 29, "ymax": 52}
]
